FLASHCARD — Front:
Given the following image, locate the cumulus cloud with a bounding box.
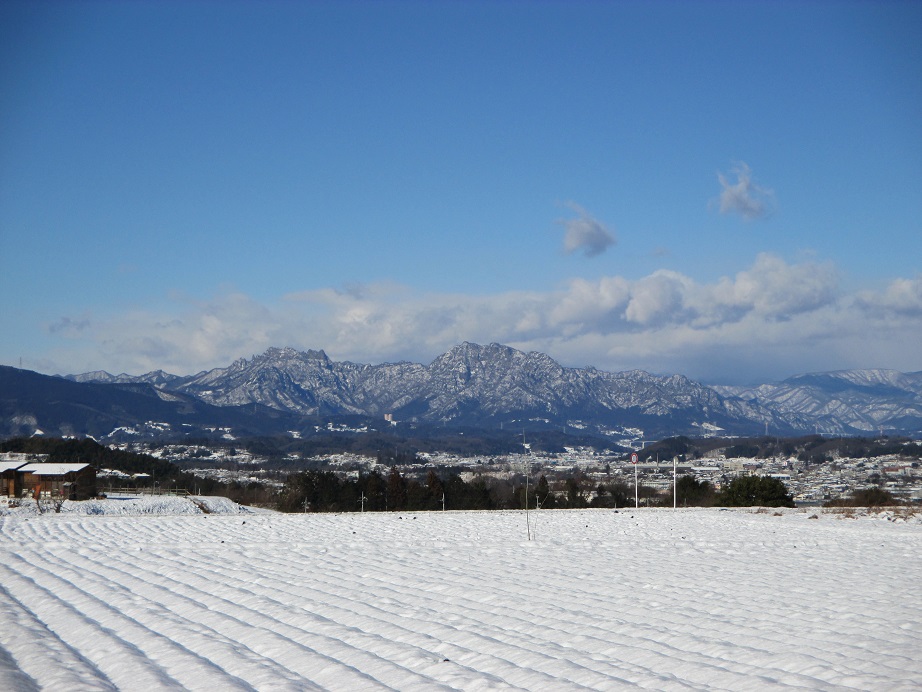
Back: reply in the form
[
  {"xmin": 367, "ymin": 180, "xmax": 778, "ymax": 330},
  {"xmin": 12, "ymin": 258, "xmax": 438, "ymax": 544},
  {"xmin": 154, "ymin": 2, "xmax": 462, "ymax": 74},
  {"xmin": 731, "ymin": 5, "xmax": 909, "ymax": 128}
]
[
  {"xmin": 560, "ymin": 203, "xmax": 616, "ymax": 257},
  {"xmin": 716, "ymin": 162, "xmax": 776, "ymax": 220},
  {"xmin": 703, "ymin": 253, "xmax": 839, "ymax": 322},
  {"xmin": 855, "ymin": 276, "xmax": 922, "ymax": 317},
  {"xmin": 36, "ymin": 256, "xmax": 922, "ymax": 383},
  {"xmin": 624, "ymin": 271, "xmax": 693, "ymax": 325}
]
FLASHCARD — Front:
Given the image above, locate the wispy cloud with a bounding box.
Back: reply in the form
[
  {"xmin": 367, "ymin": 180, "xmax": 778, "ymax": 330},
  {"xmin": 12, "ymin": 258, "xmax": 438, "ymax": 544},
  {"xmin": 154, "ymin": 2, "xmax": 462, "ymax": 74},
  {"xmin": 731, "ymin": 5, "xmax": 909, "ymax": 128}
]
[
  {"xmin": 39, "ymin": 255, "xmax": 922, "ymax": 383},
  {"xmin": 48, "ymin": 315, "xmax": 92, "ymax": 335},
  {"xmin": 560, "ymin": 203, "xmax": 616, "ymax": 257},
  {"xmin": 716, "ymin": 162, "xmax": 776, "ymax": 220}
]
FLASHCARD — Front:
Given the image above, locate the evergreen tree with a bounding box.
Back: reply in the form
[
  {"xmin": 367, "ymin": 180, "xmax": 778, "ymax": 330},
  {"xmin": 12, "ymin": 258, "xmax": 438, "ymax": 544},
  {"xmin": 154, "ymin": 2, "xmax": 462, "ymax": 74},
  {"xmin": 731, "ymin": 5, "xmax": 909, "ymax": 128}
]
[
  {"xmin": 386, "ymin": 466, "xmax": 407, "ymax": 511},
  {"xmin": 536, "ymin": 474, "xmax": 555, "ymax": 508},
  {"xmin": 404, "ymin": 479, "xmax": 428, "ymax": 510},
  {"xmin": 564, "ymin": 476, "xmax": 587, "ymax": 508},
  {"xmin": 362, "ymin": 471, "xmax": 386, "ymax": 511},
  {"xmin": 675, "ymin": 475, "xmax": 714, "ymax": 507},
  {"xmin": 426, "ymin": 470, "xmax": 445, "ymax": 510},
  {"xmin": 467, "ymin": 477, "xmax": 493, "ymax": 510},
  {"xmin": 717, "ymin": 475, "xmax": 795, "ymax": 507}
]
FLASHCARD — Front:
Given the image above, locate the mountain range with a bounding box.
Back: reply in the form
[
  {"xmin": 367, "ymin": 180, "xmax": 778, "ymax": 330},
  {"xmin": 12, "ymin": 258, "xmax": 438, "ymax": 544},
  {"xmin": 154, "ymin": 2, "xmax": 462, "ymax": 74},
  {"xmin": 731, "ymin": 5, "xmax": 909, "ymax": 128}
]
[{"xmin": 3, "ymin": 343, "xmax": 921, "ymax": 442}]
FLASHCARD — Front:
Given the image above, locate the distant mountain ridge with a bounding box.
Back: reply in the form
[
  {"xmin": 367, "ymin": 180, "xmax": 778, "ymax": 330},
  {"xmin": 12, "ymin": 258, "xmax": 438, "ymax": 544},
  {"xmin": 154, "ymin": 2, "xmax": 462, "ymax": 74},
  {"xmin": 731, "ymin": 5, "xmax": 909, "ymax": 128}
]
[
  {"xmin": 47, "ymin": 342, "xmax": 922, "ymax": 439},
  {"xmin": 67, "ymin": 369, "xmax": 181, "ymax": 386},
  {"xmin": 713, "ymin": 369, "xmax": 922, "ymax": 436},
  {"xmin": 69, "ymin": 343, "xmax": 742, "ymax": 428},
  {"xmin": 1, "ymin": 364, "xmax": 306, "ymax": 441}
]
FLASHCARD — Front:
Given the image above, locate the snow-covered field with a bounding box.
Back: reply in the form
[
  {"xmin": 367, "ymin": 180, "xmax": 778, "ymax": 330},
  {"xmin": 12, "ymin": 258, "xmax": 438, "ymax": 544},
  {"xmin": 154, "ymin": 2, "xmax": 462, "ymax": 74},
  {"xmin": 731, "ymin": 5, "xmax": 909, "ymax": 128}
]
[
  {"xmin": 0, "ymin": 503, "xmax": 919, "ymax": 691},
  {"xmin": 0, "ymin": 493, "xmax": 263, "ymax": 517}
]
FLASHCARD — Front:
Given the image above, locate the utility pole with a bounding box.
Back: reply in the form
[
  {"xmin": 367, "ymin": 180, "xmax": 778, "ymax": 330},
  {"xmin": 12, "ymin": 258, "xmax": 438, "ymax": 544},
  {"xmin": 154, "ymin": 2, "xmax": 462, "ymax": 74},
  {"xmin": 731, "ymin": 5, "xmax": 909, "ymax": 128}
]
[
  {"xmin": 631, "ymin": 452, "xmax": 639, "ymax": 508},
  {"xmin": 673, "ymin": 456, "xmax": 678, "ymax": 509},
  {"xmin": 525, "ymin": 459, "xmax": 531, "ymax": 540},
  {"xmin": 523, "ymin": 430, "xmax": 531, "ymax": 540}
]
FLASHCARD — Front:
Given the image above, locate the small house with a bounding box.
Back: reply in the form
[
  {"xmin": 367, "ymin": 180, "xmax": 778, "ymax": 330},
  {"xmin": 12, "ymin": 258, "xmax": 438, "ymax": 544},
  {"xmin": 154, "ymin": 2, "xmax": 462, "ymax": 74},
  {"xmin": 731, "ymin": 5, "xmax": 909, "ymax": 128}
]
[
  {"xmin": 18, "ymin": 463, "xmax": 97, "ymax": 501},
  {"xmin": 0, "ymin": 460, "xmax": 27, "ymax": 497}
]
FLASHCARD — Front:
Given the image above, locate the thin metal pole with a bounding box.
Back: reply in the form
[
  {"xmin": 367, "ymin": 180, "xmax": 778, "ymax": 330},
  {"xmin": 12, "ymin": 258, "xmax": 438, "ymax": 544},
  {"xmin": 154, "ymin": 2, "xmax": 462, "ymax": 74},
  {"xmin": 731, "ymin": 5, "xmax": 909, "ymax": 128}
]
[
  {"xmin": 525, "ymin": 457, "xmax": 531, "ymax": 541},
  {"xmin": 631, "ymin": 452, "xmax": 639, "ymax": 509},
  {"xmin": 673, "ymin": 456, "xmax": 677, "ymax": 509},
  {"xmin": 634, "ymin": 464, "xmax": 640, "ymax": 509}
]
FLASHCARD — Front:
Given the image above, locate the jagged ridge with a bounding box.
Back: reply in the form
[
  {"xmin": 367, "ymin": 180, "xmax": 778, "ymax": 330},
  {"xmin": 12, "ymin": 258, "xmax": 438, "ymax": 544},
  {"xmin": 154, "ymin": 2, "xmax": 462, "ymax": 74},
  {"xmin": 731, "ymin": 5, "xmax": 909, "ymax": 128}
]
[{"xmin": 64, "ymin": 344, "xmax": 922, "ymax": 437}]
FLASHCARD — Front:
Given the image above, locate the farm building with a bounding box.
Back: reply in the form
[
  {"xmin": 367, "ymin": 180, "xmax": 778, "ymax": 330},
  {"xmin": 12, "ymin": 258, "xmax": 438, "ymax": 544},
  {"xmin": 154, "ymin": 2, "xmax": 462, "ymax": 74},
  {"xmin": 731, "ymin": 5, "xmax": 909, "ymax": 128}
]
[
  {"xmin": 0, "ymin": 460, "xmax": 26, "ymax": 497},
  {"xmin": 17, "ymin": 463, "xmax": 97, "ymax": 500}
]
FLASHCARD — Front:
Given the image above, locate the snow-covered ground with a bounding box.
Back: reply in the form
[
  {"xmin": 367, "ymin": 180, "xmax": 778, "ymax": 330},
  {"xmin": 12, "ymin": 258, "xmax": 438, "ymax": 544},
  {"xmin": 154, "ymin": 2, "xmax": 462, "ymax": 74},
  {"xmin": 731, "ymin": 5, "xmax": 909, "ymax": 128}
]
[
  {"xmin": 0, "ymin": 506, "xmax": 919, "ymax": 690},
  {"xmin": 0, "ymin": 494, "xmax": 263, "ymax": 517}
]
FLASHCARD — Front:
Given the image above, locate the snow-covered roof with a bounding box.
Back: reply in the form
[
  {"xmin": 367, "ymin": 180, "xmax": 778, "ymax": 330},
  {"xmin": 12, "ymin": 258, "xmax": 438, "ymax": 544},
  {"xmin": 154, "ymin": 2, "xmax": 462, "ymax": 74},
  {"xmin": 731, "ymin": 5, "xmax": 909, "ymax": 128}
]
[
  {"xmin": 0, "ymin": 461, "xmax": 28, "ymax": 473},
  {"xmin": 19, "ymin": 463, "xmax": 91, "ymax": 475}
]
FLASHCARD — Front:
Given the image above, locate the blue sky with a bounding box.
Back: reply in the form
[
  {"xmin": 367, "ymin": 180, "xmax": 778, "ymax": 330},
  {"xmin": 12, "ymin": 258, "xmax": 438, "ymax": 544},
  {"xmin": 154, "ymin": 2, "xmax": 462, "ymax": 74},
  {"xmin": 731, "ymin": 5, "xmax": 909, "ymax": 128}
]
[{"xmin": 2, "ymin": 0, "xmax": 920, "ymax": 384}]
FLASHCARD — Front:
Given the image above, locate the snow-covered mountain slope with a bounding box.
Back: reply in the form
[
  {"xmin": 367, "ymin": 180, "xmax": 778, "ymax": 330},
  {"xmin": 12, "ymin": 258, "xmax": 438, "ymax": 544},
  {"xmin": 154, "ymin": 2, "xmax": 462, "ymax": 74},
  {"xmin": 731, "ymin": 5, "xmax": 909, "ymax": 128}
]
[
  {"xmin": 66, "ymin": 369, "xmax": 180, "ymax": 386},
  {"xmin": 0, "ymin": 508, "xmax": 919, "ymax": 690},
  {"xmin": 715, "ymin": 369, "xmax": 922, "ymax": 434},
  {"xmin": 159, "ymin": 343, "xmax": 775, "ymax": 435},
  {"xmin": 1, "ymin": 365, "xmax": 308, "ymax": 440},
  {"xmin": 61, "ymin": 345, "xmax": 922, "ymax": 436}
]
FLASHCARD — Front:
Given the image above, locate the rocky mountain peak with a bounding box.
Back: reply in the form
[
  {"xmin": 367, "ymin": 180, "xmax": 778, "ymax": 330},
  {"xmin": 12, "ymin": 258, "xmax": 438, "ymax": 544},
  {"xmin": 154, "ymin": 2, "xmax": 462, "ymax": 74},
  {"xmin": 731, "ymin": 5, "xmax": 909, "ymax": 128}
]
[
  {"xmin": 260, "ymin": 347, "xmax": 330, "ymax": 363},
  {"xmin": 57, "ymin": 343, "xmax": 922, "ymax": 437}
]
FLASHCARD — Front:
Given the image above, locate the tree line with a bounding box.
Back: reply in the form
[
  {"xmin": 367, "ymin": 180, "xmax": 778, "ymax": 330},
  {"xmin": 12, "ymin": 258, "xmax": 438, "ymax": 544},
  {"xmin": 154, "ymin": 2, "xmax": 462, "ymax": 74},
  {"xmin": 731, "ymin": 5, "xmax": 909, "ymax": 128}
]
[
  {"xmin": 277, "ymin": 467, "xmax": 632, "ymax": 513},
  {"xmin": 277, "ymin": 467, "xmax": 796, "ymax": 513},
  {"xmin": 642, "ymin": 434, "xmax": 922, "ymax": 466},
  {"xmin": 2, "ymin": 437, "xmax": 801, "ymax": 511}
]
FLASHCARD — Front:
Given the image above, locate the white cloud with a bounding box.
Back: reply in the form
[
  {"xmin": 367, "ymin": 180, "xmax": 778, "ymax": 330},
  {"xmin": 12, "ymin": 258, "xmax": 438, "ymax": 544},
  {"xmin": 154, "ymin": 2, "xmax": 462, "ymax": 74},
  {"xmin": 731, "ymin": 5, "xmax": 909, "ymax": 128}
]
[
  {"xmin": 560, "ymin": 203, "xmax": 616, "ymax": 257},
  {"xmin": 716, "ymin": 162, "xmax": 776, "ymax": 220},
  {"xmin": 856, "ymin": 276, "xmax": 922, "ymax": 317},
  {"xmin": 38, "ymin": 256, "xmax": 922, "ymax": 383},
  {"xmin": 701, "ymin": 253, "xmax": 839, "ymax": 322},
  {"xmin": 624, "ymin": 271, "xmax": 692, "ymax": 325}
]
